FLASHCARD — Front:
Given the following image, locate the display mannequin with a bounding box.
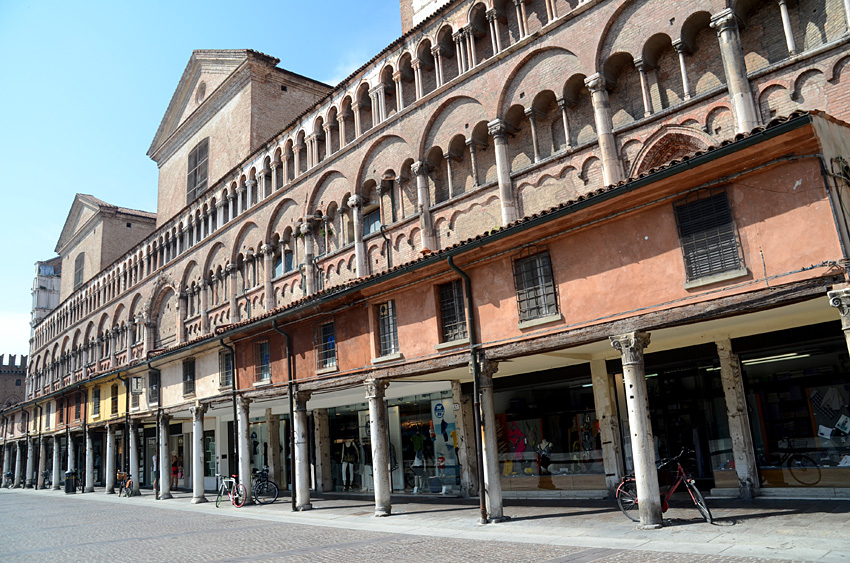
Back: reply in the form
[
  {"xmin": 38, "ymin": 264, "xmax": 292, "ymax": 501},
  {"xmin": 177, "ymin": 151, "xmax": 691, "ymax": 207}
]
[
  {"xmin": 411, "ymin": 428, "xmax": 426, "ymax": 493},
  {"xmin": 537, "ymin": 438, "xmax": 552, "ymax": 474},
  {"xmin": 341, "ymin": 439, "xmax": 358, "ymax": 491}
]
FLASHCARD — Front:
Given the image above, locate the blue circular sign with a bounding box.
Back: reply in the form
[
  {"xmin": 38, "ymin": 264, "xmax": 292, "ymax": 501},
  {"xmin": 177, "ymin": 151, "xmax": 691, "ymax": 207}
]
[{"xmin": 434, "ymin": 403, "xmax": 445, "ymax": 419}]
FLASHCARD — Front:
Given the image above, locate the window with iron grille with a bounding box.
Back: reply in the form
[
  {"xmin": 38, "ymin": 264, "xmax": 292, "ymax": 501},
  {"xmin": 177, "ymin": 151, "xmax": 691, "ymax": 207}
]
[
  {"xmin": 513, "ymin": 248, "xmax": 558, "ymax": 322},
  {"xmin": 187, "ymin": 138, "xmax": 209, "ymax": 204},
  {"xmin": 183, "ymin": 359, "xmax": 196, "ymax": 396},
  {"xmin": 149, "ymin": 371, "xmax": 160, "ymax": 405},
  {"xmin": 439, "ymin": 280, "xmax": 467, "ymax": 342},
  {"xmin": 674, "ymin": 190, "xmax": 742, "ymax": 281},
  {"xmin": 111, "ymin": 384, "xmax": 119, "ymax": 415},
  {"xmin": 219, "ymin": 351, "xmax": 234, "ymax": 387},
  {"xmin": 315, "ymin": 321, "xmax": 337, "ymax": 369},
  {"xmin": 74, "ymin": 393, "xmax": 82, "ymax": 420},
  {"xmin": 45, "ymin": 402, "xmax": 51, "ymax": 429},
  {"xmin": 92, "ymin": 388, "xmax": 100, "ymax": 416},
  {"xmin": 131, "ymin": 391, "xmax": 139, "ymax": 410},
  {"xmin": 254, "ymin": 341, "xmax": 271, "ymax": 382},
  {"xmin": 376, "ymin": 300, "xmax": 399, "ymax": 357},
  {"xmin": 57, "ymin": 400, "xmax": 64, "ymax": 424}
]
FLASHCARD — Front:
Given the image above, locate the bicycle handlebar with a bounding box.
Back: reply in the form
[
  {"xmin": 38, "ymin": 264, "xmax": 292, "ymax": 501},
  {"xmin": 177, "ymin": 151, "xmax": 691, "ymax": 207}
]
[{"xmin": 655, "ymin": 447, "xmax": 695, "ymax": 470}]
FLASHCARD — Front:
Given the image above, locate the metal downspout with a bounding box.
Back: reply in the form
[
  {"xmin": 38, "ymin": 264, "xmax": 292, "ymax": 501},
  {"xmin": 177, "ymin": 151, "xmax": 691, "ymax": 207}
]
[
  {"xmin": 271, "ymin": 321, "xmax": 297, "ymax": 512},
  {"xmin": 219, "ymin": 339, "xmax": 240, "ymax": 485},
  {"xmin": 447, "ymin": 255, "xmax": 488, "ymax": 524}
]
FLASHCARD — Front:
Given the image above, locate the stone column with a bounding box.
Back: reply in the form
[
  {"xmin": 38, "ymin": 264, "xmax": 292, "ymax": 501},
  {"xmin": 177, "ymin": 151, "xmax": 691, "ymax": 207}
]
[
  {"xmin": 348, "ymin": 195, "xmax": 368, "ymax": 277},
  {"xmin": 844, "ymin": 0, "xmax": 850, "ymax": 31},
  {"xmin": 431, "ymin": 45, "xmax": 444, "ymax": 88},
  {"xmin": 52, "ymin": 436, "xmax": 61, "ymax": 490},
  {"xmin": 412, "ymin": 60, "xmax": 423, "ymax": 99},
  {"xmin": 312, "ymin": 408, "xmax": 331, "ymax": 492},
  {"xmin": 301, "ymin": 223, "xmax": 315, "ymax": 295},
  {"xmin": 191, "ymin": 404, "xmax": 208, "ymax": 504},
  {"xmin": 465, "ymin": 26, "xmax": 477, "ymax": 68},
  {"xmin": 337, "ymin": 115, "xmax": 347, "ymax": 149},
  {"xmin": 452, "ymin": 380, "xmax": 477, "ymax": 498},
  {"xmin": 392, "ymin": 71, "xmax": 404, "ymax": 111},
  {"xmin": 246, "ymin": 179, "xmax": 257, "ymax": 208},
  {"xmin": 216, "ymin": 198, "xmax": 225, "ymax": 227},
  {"xmin": 487, "ymin": 9, "xmax": 502, "ymax": 53},
  {"xmin": 366, "ymin": 379, "xmax": 391, "ymax": 516},
  {"xmin": 466, "ymin": 139, "xmax": 481, "ymax": 186},
  {"xmin": 634, "ymin": 58, "xmax": 654, "ymax": 117},
  {"xmin": 236, "ymin": 185, "xmax": 245, "ymax": 216},
  {"xmin": 711, "ymin": 9, "xmax": 759, "ymax": 133},
  {"xmin": 85, "ymin": 429, "xmax": 95, "ymax": 492},
  {"xmin": 777, "ymin": 0, "xmax": 798, "ymax": 55},
  {"xmin": 37, "ymin": 435, "xmax": 46, "ymax": 489},
  {"xmin": 266, "ymin": 409, "xmax": 283, "ymax": 490},
  {"xmin": 13, "ymin": 441, "xmax": 22, "ymax": 487},
  {"xmin": 444, "ymin": 152, "xmax": 456, "ymax": 198},
  {"xmin": 829, "ymin": 288, "xmax": 850, "ymax": 353},
  {"xmin": 478, "ymin": 360, "xmax": 504, "ymax": 521},
  {"xmin": 3, "ymin": 443, "xmax": 10, "ymax": 478},
  {"xmin": 556, "ymin": 97, "xmax": 573, "ymax": 151},
  {"xmin": 524, "ymin": 108, "xmax": 542, "ymax": 162},
  {"xmin": 610, "ymin": 331, "xmax": 661, "ymax": 529},
  {"xmin": 262, "ymin": 243, "xmax": 275, "ymax": 311},
  {"xmin": 236, "ymin": 396, "xmax": 252, "ymax": 503},
  {"xmin": 411, "ymin": 161, "xmax": 437, "ymax": 251},
  {"xmin": 589, "ymin": 359, "xmax": 625, "ymax": 495},
  {"xmin": 227, "ymin": 265, "xmax": 239, "ymax": 322},
  {"xmin": 487, "ymin": 119, "xmax": 518, "ymax": 225},
  {"xmin": 352, "ymin": 103, "xmax": 362, "ymax": 137},
  {"xmin": 672, "ymin": 40, "xmax": 692, "ymax": 100},
  {"xmin": 25, "ymin": 436, "xmax": 34, "ymax": 488},
  {"xmin": 716, "ymin": 339, "xmax": 759, "ymax": 499},
  {"xmin": 159, "ymin": 415, "xmax": 172, "ymax": 499},
  {"xmin": 294, "ymin": 391, "xmax": 312, "ymax": 510},
  {"xmin": 105, "ymin": 424, "xmax": 116, "ymax": 494},
  {"xmin": 129, "ymin": 420, "xmax": 140, "ymax": 496},
  {"xmin": 585, "ymin": 74, "xmax": 626, "ymax": 186},
  {"xmin": 453, "ymin": 30, "xmax": 468, "ymax": 73},
  {"xmin": 67, "ymin": 432, "xmax": 76, "ymax": 474}
]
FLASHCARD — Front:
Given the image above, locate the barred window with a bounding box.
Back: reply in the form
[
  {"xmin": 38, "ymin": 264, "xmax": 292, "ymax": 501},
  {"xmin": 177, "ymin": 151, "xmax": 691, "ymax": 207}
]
[
  {"xmin": 377, "ymin": 300, "xmax": 399, "ymax": 357},
  {"xmin": 315, "ymin": 322, "xmax": 337, "ymax": 369},
  {"xmin": 439, "ymin": 280, "xmax": 467, "ymax": 342},
  {"xmin": 254, "ymin": 341, "xmax": 271, "ymax": 383},
  {"xmin": 92, "ymin": 388, "xmax": 100, "ymax": 416},
  {"xmin": 674, "ymin": 190, "xmax": 742, "ymax": 281},
  {"xmin": 513, "ymin": 249, "xmax": 558, "ymax": 322},
  {"xmin": 187, "ymin": 138, "xmax": 209, "ymax": 204},
  {"xmin": 183, "ymin": 359, "xmax": 196, "ymax": 396},
  {"xmin": 110, "ymin": 384, "xmax": 119, "ymax": 415},
  {"xmin": 74, "ymin": 393, "xmax": 82, "ymax": 420},
  {"xmin": 148, "ymin": 371, "xmax": 160, "ymax": 405},
  {"xmin": 219, "ymin": 351, "xmax": 234, "ymax": 387}
]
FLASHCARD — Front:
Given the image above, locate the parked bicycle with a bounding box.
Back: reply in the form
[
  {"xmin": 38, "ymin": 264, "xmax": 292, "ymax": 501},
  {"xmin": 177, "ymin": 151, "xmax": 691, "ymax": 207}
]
[
  {"xmin": 251, "ymin": 465, "xmax": 279, "ymax": 505},
  {"xmin": 76, "ymin": 470, "xmax": 85, "ymax": 493},
  {"xmin": 215, "ymin": 473, "xmax": 246, "ymax": 508},
  {"xmin": 3, "ymin": 471, "xmax": 13, "ymax": 488},
  {"xmin": 117, "ymin": 471, "xmax": 133, "ymax": 498},
  {"xmin": 41, "ymin": 469, "xmax": 52, "ymax": 489},
  {"xmin": 616, "ymin": 448, "xmax": 712, "ymax": 523}
]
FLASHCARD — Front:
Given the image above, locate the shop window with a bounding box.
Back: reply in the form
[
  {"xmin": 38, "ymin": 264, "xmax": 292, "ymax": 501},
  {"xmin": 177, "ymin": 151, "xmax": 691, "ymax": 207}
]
[
  {"xmin": 74, "ymin": 393, "xmax": 82, "ymax": 420},
  {"xmin": 92, "ymin": 388, "xmax": 100, "ymax": 416},
  {"xmin": 148, "ymin": 371, "xmax": 160, "ymax": 405},
  {"xmin": 674, "ymin": 189, "xmax": 743, "ymax": 283},
  {"xmin": 187, "ymin": 138, "xmax": 209, "ymax": 204},
  {"xmin": 438, "ymin": 280, "xmax": 467, "ymax": 343},
  {"xmin": 376, "ymin": 300, "xmax": 399, "ymax": 357},
  {"xmin": 315, "ymin": 321, "xmax": 337, "ymax": 370},
  {"xmin": 219, "ymin": 350, "xmax": 234, "ymax": 387},
  {"xmin": 254, "ymin": 341, "xmax": 270, "ymax": 383},
  {"xmin": 512, "ymin": 247, "xmax": 558, "ymax": 323},
  {"xmin": 183, "ymin": 359, "xmax": 196, "ymax": 396},
  {"xmin": 110, "ymin": 384, "xmax": 118, "ymax": 415}
]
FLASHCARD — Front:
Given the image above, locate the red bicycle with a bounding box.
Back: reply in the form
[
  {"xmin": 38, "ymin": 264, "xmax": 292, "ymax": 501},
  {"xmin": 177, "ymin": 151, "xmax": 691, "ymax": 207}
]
[{"xmin": 616, "ymin": 448, "xmax": 712, "ymax": 523}]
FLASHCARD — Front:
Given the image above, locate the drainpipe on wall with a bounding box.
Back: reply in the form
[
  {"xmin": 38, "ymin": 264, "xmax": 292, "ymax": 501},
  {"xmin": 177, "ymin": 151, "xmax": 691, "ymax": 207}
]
[
  {"xmin": 155, "ymin": 408, "xmax": 161, "ymax": 499},
  {"xmin": 271, "ymin": 321, "xmax": 297, "ymax": 512},
  {"xmin": 447, "ymin": 255, "xmax": 488, "ymax": 524},
  {"xmin": 219, "ymin": 339, "xmax": 240, "ymax": 484},
  {"xmin": 379, "ymin": 225, "xmax": 393, "ymax": 271}
]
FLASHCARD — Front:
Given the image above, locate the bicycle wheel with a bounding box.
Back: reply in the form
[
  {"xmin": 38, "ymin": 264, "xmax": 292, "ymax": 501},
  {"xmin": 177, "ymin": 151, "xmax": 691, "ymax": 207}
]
[
  {"xmin": 126, "ymin": 481, "xmax": 133, "ymax": 498},
  {"xmin": 254, "ymin": 480, "xmax": 279, "ymax": 504},
  {"xmin": 233, "ymin": 484, "xmax": 247, "ymax": 508},
  {"xmin": 686, "ymin": 481, "xmax": 712, "ymax": 523},
  {"xmin": 787, "ymin": 454, "xmax": 821, "ymax": 486},
  {"xmin": 616, "ymin": 478, "xmax": 640, "ymax": 522},
  {"xmin": 215, "ymin": 489, "xmax": 224, "ymax": 508}
]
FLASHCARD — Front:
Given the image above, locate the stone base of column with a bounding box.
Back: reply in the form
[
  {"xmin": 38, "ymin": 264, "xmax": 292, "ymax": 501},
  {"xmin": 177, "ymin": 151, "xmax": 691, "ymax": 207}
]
[
  {"xmin": 374, "ymin": 506, "xmax": 391, "ymax": 517},
  {"xmin": 106, "ymin": 490, "xmax": 115, "ymax": 495},
  {"xmin": 191, "ymin": 496, "xmax": 208, "ymax": 504},
  {"xmin": 158, "ymin": 492, "xmax": 173, "ymax": 500},
  {"xmin": 85, "ymin": 486, "xmax": 95, "ymax": 493},
  {"xmin": 638, "ymin": 523, "xmax": 663, "ymax": 530},
  {"xmin": 52, "ymin": 485, "xmax": 60, "ymax": 491},
  {"xmin": 488, "ymin": 516, "xmax": 510, "ymax": 524},
  {"xmin": 297, "ymin": 502, "xmax": 313, "ymax": 511}
]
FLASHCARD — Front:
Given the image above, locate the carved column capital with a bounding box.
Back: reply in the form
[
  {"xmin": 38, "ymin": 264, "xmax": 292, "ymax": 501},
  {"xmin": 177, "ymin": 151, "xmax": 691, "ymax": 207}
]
[
  {"xmin": 486, "ymin": 8, "xmax": 499, "ymax": 22},
  {"xmin": 261, "ymin": 243, "xmax": 275, "ymax": 256},
  {"xmin": 411, "ymin": 160, "xmax": 432, "ymax": 177},
  {"xmin": 584, "ymin": 73, "xmax": 608, "ymax": 93},
  {"xmin": 710, "ymin": 8, "xmax": 740, "ymax": 34},
  {"xmin": 672, "ymin": 38, "xmax": 691, "ymax": 55},
  {"xmin": 828, "ymin": 288, "xmax": 850, "ymax": 330},
  {"xmin": 236, "ymin": 395, "xmax": 252, "ymax": 411},
  {"xmin": 347, "ymin": 194, "xmax": 363, "ymax": 209},
  {"xmin": 487, "ymin": 118, "xmax": 507, "ymax": 139},
  {"xmin": 190, "ymin": 403, "xmax": 208, "ymax": 420},
  {"xmin": 610, "ymin": 331, "xmax": 651, "ymax": 366},
  {"xmin": 295, "ymin": 390, "xmax": 312, "ymax": 410},
  {"xmin": 365, "ymin": 378, "xmax": 389, "ymax": 399}
]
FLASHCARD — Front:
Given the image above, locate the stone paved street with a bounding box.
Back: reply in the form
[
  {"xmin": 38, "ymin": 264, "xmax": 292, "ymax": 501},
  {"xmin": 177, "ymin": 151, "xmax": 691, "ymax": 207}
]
[{"xmin": 0, "ymin": 488, "xmax": 848, "ymax": 562}]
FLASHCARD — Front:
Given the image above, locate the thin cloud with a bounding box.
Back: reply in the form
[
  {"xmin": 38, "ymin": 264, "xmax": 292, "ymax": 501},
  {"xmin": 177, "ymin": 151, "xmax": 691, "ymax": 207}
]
[{"xmin": 321, "ymin": 49, "xmax": 370, "ymax": 86}]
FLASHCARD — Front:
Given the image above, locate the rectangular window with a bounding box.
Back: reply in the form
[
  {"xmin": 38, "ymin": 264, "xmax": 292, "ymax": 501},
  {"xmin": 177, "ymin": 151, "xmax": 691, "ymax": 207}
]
[
  {"xmin": 219, "ymin": 351, "xmax": 234, "ymax": 387},
  {"xmin": 57, "ymin": 400, "xmax": 64, "ymax": 424},
  {"xmin": 183, "ymin": 359, "xmax": 196, "ymax": 396},
  {"xmin": 45, "ymin": 402, "xmax": 51, "ymax": 429},
  {"xmin": 513, "ymin": 249, "xmax": 558, "ymax": 322},
  {"xmin": 377, "ymin": 300, "xmax": 399, "ymax": 357},
  {"xmin": 315, "ymin": 321, "xmax": 337, "ymax": 370},
  {"xmin": 74, "ymin": 393, "xmax": 82, "ymax": 420},
  {"xmin": 363, "ymin": 208, "xmax": 381, "ymax": 236},
  {"xmin": 73, "ymin": 253, "xmax": 85, "ymax": 290},
  {"xmin": 187, "ymin": 138, "xmax": 209, "ymax": 204},
  {"xmin": 110, "ymin": 384, "xmax": 118, "ymax": 415},
  {"xmin": 439, "ymin": 280, "xmax": 468, "ymax": 343},
  {"xmin": 254, "ymin": 341, "xmax": 271, "ymax": 383},
  {"xmin": 92, "ymin": 388, "xmax": 101, "ymax": 416},
  {"xmin": 131, "ymin": 391, "xmax": 139, "ymax": 410},
  {"xmin": 148, "ymin": 371, "xmax": 160, "ymax": 405},
  {"xmin": 674, "ymin": 190, "xmax": 742, "ymax": 282}
]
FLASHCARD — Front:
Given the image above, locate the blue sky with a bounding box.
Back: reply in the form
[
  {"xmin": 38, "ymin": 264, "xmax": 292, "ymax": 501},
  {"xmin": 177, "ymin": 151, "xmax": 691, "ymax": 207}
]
[{"xmin": 0, "ymin": 0, "xmax": 402, "ymax": 357}]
